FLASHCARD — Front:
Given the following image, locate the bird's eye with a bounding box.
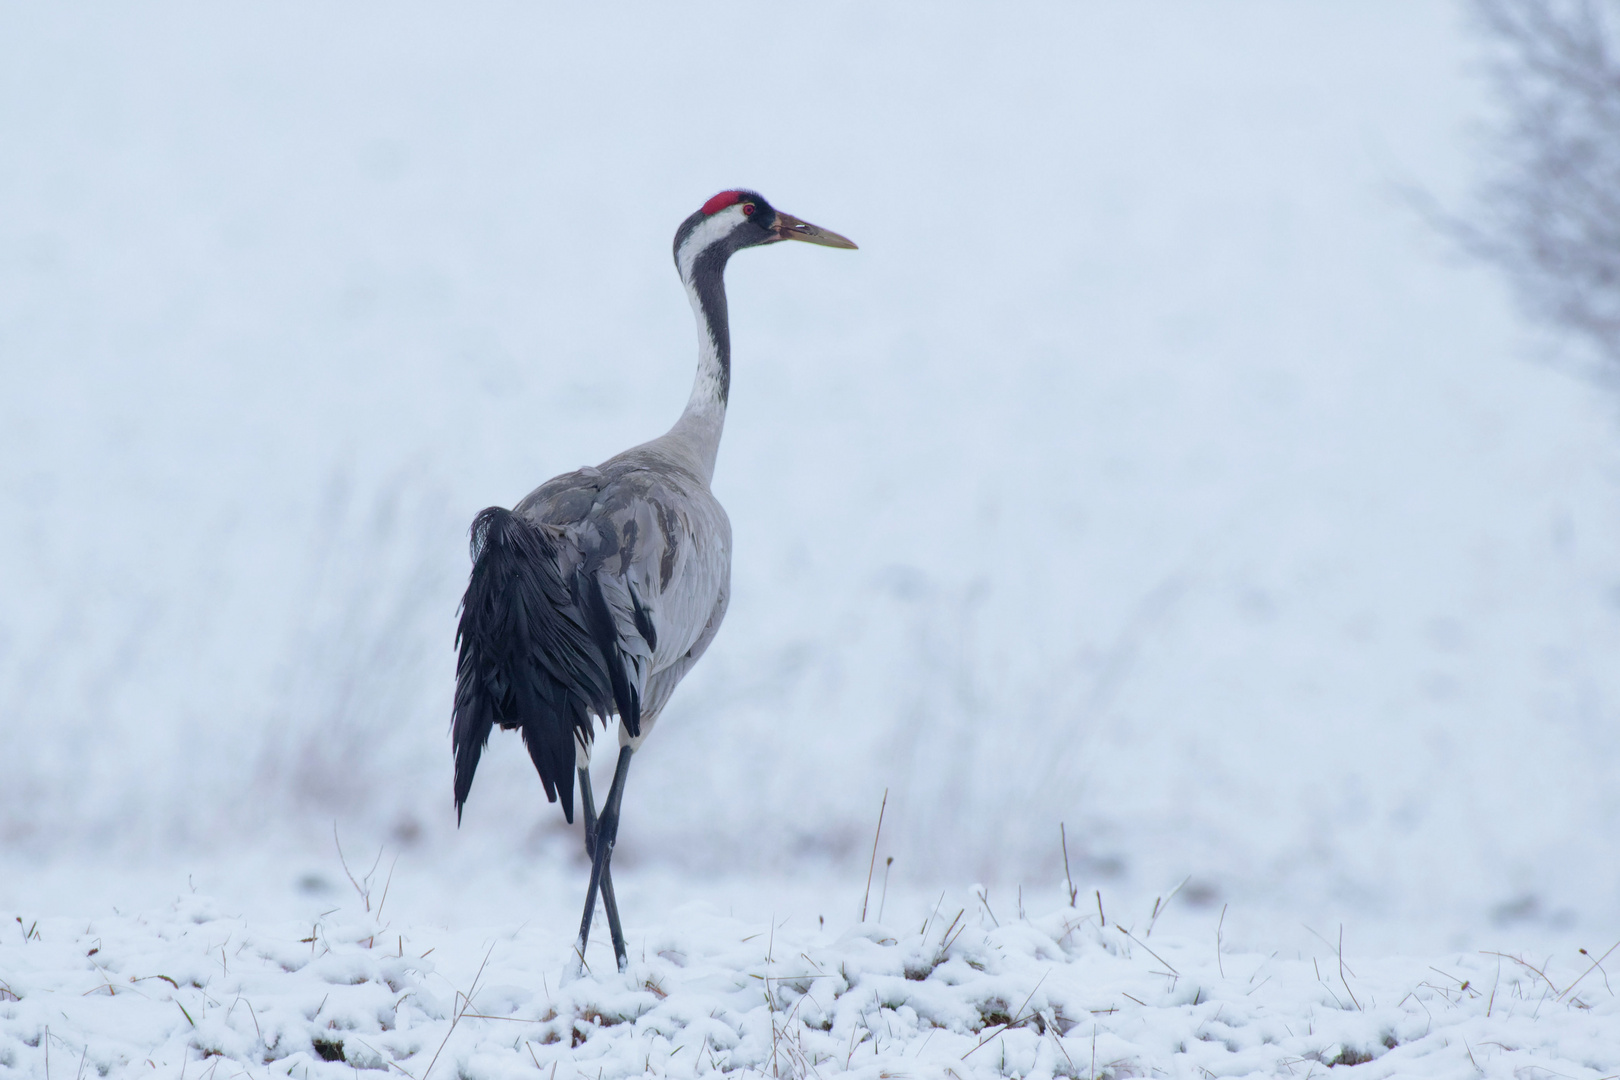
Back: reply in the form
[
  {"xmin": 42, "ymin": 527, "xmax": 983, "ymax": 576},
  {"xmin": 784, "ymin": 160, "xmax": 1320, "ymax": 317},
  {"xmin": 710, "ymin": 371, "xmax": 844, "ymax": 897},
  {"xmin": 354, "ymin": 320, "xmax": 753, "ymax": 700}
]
[{"xmin": 742, "ymin": 203, "xmax": 756, "ymax": 216}]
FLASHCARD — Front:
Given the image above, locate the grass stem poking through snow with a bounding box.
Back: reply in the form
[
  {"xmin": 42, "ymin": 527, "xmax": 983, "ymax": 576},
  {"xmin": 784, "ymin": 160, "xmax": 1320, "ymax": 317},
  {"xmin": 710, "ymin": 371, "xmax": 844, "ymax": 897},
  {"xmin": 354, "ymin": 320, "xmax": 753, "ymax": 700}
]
[
  {"xmin": 1217, "ymin": 904, "xmax": 1227, "ymax": 979},
  {"xmin": 1060, "ymin": 824, "xmax": 1077, "ymax": 907},
  {"xmin": 975, "ymin": 887, "xmax": 999, "ymax": 928},
  {"xmin": 1482, "ymin": 950, "xmax": 1562, "ymax": 996},
  {"xmin": 1116, "ymin": 925, "xmax": 1177, "ymax": 976},
  {"xmin": 859, "ymin": 789, "xmax": 887, "ymax": 922},
  {"xmin": 921, "ymin": 890, "xmax": 946, "ymax": 937},
  {"xmin": 1146, "ymin": 876, "xmax": 1189, "ymax": 938},
  {"xmin": 420, "ymin": 943, "xmax": 494, "ymax": 1080},
  {"xmin": 878, "ymin": 858, "xmax": 893, "ymax": 923},
  {"xmin": 1337, "ymin": 925, "xmax": 1361, "ymax": 1011},
  {"xmin": 333, "ymin": 825, "xmax": 390, "ymax": 920},
  {"xmin": 376, "ymin": 853, "xmax": 399, "ymax": 923},
  {"xmin": 1557, "ymin": 940, "xmax": 1619, "ymax": 1002},
  {"xmin": 1096, "ymin": 891, "xmax": 1106, "ymax": 929}
]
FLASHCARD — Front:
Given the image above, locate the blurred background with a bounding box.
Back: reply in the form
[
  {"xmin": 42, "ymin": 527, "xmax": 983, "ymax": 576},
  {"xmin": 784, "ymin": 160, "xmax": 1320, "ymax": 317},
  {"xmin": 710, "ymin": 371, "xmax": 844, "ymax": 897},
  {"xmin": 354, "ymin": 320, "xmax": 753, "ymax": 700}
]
[{"xmin": 3, "ymin": 2, "xmax": 1618, "ymax": 949}]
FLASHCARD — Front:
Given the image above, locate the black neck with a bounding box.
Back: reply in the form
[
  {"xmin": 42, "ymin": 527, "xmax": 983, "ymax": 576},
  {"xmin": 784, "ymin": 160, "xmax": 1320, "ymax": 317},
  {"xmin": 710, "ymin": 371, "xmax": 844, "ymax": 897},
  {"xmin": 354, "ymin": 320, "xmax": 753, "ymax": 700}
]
[{"xmin": 687, "ymin": 244, "xmax": 731, "ymax": 406}]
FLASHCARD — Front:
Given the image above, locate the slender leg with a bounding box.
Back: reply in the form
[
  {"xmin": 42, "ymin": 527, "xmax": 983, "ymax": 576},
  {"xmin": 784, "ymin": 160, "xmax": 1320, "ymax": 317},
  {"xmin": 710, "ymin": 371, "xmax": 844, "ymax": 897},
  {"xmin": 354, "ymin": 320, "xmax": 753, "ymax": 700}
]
[
  {"xmin": 577, "ymin": 767, "xmax": 625, "ymax": 966},
  {"xmin": 579, "ymin": 766, "xmax": 597, "ymax": 854},
  {"xmin": 571, "ymin": 746, "xmax": 634, "ymax": 974}
]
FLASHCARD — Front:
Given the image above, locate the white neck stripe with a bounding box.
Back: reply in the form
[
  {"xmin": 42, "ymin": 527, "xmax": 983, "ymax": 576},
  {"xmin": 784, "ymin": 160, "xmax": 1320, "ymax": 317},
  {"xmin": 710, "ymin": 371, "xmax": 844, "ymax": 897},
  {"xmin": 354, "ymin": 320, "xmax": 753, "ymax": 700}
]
[{"xmin": 676, "ymin": 205, "xmax": 748, "ymax": 282}]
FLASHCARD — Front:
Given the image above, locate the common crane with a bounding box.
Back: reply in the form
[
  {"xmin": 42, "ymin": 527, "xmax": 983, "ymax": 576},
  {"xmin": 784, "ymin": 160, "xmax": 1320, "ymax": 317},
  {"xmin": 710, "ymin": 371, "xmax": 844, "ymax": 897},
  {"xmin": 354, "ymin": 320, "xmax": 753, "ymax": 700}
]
[{"xmin": 451, "ymin": 190, "xmax": 856, "ymax": 975}]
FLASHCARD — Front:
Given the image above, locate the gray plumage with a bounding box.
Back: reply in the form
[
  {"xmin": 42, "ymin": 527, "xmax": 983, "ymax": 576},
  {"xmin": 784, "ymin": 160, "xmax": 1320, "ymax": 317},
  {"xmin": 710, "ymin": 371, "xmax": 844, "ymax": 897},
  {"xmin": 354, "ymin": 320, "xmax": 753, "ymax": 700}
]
[
  {"xmin": 451, "ymin": 189, "xmax": 855, "ymax": 975},
  {"xmin": 510, "ymin": 440, "xmax": 733, "ymax": 748}
]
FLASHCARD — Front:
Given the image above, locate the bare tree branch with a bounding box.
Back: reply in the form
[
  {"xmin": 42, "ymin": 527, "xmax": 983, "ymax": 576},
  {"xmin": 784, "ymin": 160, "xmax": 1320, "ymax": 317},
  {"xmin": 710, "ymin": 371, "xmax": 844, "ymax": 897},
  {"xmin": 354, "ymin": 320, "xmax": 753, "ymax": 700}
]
[{"xmin": 1461, "ymin": 0, "xmax": 1620, "ymax": 370}]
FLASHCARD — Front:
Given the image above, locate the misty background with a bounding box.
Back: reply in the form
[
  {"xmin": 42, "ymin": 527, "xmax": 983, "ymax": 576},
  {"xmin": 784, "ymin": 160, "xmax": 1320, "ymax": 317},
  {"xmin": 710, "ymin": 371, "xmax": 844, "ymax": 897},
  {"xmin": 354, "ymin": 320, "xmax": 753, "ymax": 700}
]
[{"xmin": 3, "ymin": 2, "xmax": 1618, "ymax": 944}]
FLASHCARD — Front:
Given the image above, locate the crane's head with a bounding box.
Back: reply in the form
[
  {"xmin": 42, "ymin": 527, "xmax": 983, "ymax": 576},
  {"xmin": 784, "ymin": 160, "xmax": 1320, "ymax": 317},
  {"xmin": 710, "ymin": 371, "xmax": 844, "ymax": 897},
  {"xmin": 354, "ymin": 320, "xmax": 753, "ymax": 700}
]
[{"xmin": 673, "ymin": 190, "xmax": 856, "ymax": 280}]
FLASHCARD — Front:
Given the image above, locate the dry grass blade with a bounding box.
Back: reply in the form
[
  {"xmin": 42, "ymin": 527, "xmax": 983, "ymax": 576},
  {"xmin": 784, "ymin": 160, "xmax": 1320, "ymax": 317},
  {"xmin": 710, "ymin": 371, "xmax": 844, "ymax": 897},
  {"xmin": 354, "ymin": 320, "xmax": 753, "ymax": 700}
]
[
  {"xmin": 1115, "ymin": 925, "xmax": 1178, "ymax": 976},
  {"xmin": 860, "ymin": 790, "xmax": 888, "ymax": 923},
  {"xmin": 975, "ymin": 887, "xmax": 999, "ymax": 929},
  {"xmin": 375, "ymin": 852, "xmax": 400, "ymax": 923},
  {"xmin": 1337, "ymin": 925, "xmax": 1361, "ymax": 1011},
  {"xmin": 1481, "ymin": 951, "xmax": 1563, "ymax": 997},
  {"xmin": 1060, "ymin": 823, "xmax": 1077, "ymax": 907},
  {"xmin": 420, "ymin": 943, "xmax": 496, "ymax": 1080},
  {"xmin": 1557, "ymin": 940, "xmax": 1620, "ymax": 1002},
  {"xmin": 1145, "ymin": 876, "xmax": 1190, "ymax": 938}
]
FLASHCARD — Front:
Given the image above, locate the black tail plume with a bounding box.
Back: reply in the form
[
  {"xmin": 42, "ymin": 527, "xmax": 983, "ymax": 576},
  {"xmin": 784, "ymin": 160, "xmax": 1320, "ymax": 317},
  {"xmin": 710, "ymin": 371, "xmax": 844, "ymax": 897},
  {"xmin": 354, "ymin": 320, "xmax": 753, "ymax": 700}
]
[{"xmin": 452, "ymin": 507, "xmax": 615, "ymax": 824}]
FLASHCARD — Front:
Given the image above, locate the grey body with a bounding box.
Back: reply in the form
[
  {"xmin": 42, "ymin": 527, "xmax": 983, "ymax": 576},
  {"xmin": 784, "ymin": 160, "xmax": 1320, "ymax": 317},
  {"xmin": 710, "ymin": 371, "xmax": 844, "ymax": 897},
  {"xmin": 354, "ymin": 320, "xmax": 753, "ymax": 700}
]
[
  {"xmin": 451, "ymin": 189, "xmax": 854, "ymax": 977},
  {"xmin": 512, "ymin": 424, "xmax": 731, "ymax": 755}
]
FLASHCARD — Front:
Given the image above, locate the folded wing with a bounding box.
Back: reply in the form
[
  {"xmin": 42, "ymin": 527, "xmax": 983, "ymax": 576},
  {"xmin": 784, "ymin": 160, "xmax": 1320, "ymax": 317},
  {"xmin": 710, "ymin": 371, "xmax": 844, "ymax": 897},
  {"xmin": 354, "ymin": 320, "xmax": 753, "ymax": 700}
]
[{"xmin": 452, "ymin": 455, "xmax": 729, "ymax": 823}]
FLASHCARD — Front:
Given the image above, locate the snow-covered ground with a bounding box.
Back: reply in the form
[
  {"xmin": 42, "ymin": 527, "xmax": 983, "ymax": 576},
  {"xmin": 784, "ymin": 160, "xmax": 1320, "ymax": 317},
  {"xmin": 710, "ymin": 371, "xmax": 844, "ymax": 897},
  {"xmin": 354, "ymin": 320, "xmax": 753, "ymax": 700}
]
[
  {"xmin": 4, "ymin": 0, "xmax": 1620, "ymax": 1074},
  {"xmin": 5, "ymin": 870, "xmax": 1619, "ymax": 1080}
]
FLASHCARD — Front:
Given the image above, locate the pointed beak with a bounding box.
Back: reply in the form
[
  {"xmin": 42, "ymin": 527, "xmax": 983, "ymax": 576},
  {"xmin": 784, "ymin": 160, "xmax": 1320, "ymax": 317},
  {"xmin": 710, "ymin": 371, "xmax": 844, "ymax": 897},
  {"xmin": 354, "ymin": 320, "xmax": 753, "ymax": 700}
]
[{"xmin": 772, "ymin": 211, "xmax": 858, "ymax": 250}]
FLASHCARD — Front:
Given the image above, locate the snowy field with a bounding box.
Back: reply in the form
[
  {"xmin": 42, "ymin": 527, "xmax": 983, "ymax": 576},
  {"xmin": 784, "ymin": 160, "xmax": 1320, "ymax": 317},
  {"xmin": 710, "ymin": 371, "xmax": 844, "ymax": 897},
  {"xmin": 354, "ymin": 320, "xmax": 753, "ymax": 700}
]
[
  {"xmin": 4, "ymin": 875, "xmax": 1619, "ymax": 1079},
  {"xmin": 4, "ymin": 0, "xmax": 1620, "ymax": 1075}
]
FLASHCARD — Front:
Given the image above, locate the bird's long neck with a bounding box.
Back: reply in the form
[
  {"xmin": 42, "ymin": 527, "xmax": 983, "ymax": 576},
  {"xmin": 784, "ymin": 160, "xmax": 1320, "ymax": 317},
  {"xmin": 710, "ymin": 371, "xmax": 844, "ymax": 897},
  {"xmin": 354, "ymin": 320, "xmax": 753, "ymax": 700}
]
[{"xmin": 666, "ymin": 245, "xmax": 730, "ymax": 483}]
